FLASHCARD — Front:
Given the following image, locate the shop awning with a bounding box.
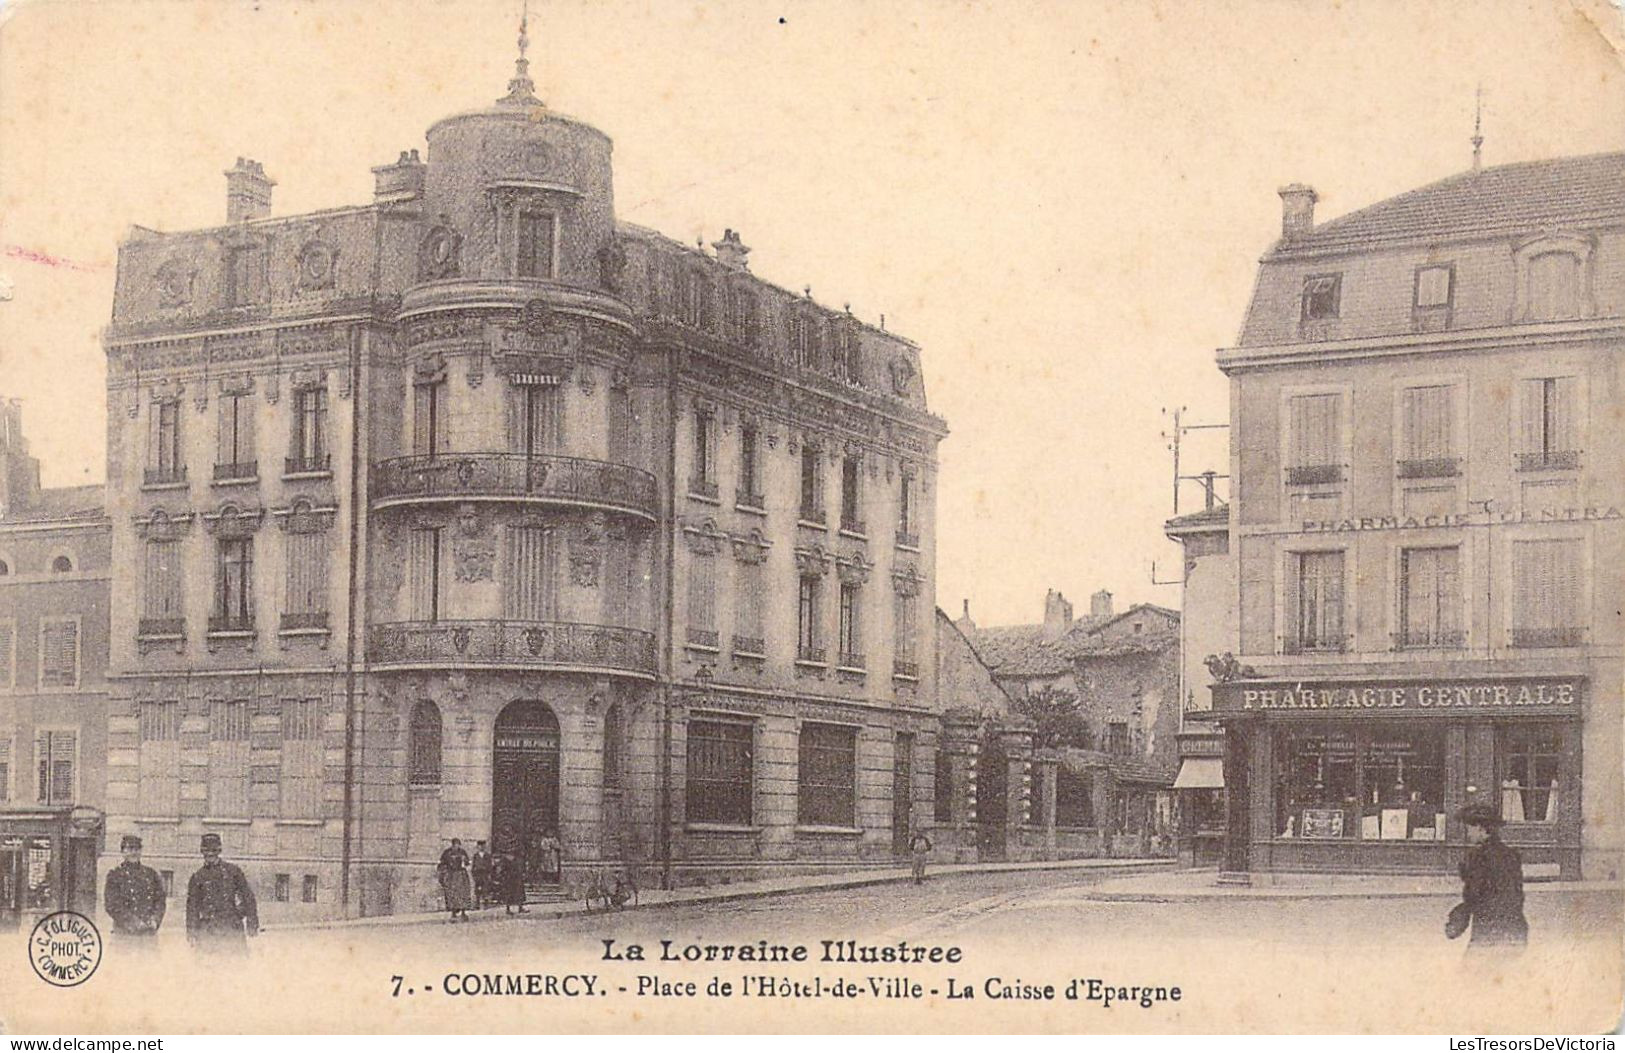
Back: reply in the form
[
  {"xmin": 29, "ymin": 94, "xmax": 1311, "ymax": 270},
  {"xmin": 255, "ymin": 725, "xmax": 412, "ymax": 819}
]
[{"xmin": 1173, "ymin": 757, "xmax": 1224, "ymax": 790}]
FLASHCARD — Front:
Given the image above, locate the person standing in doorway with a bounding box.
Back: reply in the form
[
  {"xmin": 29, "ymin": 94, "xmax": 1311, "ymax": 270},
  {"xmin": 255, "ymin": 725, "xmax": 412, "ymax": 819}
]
[
  {"xmin": 496, "ymin": 850, "xmax": 528, "ymax": 915},
  {"xmin": 104, "ymin": 834, "xmax": 166, "ymax": 949},
  {"xmin": 185, "ymin": 833, "xmax": 259, "ymax": 954},
  {"xmin": 1449, "ymin": 801, "xmax": 1528, "ymax": 952},
  {"xmin": 438, "ymin": 838, "xmax": 474, "ymax": 922}
]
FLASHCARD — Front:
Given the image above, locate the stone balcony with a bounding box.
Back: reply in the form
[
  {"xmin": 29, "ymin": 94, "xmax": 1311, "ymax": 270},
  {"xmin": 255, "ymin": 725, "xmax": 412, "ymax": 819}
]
[
  {"xmin": 368, "ymin": 620, "xmax": 657, "ymax": 677},
  {"xmin": 371, "ymin": 452, "xmax": 658, "ymax": 520}
]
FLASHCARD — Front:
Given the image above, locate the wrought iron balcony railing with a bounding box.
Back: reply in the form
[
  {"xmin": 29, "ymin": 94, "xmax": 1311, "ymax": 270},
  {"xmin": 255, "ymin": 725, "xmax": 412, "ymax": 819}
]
[
  {"xmin": 1510, "ymin": 627, "xmax": 1586, "ymax": 649},
  {"xmin": 799, "ymin": 506, "xmax": 826, "ymax": 526},
  {"xmin": 280, "ymin": 611, "xmax": 330, "ymax": 632},
  {"xmin": 143, "ymin": 466, "xmax": 188, "ymax": 487},
  {"xmin": 735, "ymin": 489, "xmax": 766, "ymax": 511},
  {"xmin": 1284, "ymin": 464, "xmax": 1343, "ymax": 486},
  {"xmin": 285, "ymin": 453, "xmax": 333, "ymax": 476},
  {"xmin": 1392, "ymin": 629, "xmax": 1467, "ymax": 650},
  {"xmin": 368, "ymin": 620, "xmax": 657, "ymax": 675},
  {"xmin": 796, "ymin": 645, "xmax": 827, "ymax": 665},
  {"xmin": 895, "ymin": 529, "xmax": 920, "ymax": 549},
  {"xmin": 137, "ymin": 617, "xmax": 185, "ymax": 638},
  {"xmin": 207, "ymin": 614, "xmax": 255, "ymax": 634},
  {"xmin": 837, "ymin": 651, "xmax": 867, "ymax": 671},
  {"xmin": 213, "ymin": 461, "xmax": 259, "ymax": 481},
  {"xmin": 371, "ymin": 453, "xmax": 658, "ymax": 520},
  {"xmin": 1515, "ymin": 450, "xmax": 1581, "ymax": 472},
  {"xmin": 1397, "ymin": 456, "xmax": 1462, "ymax": 480},
  {"xmin": 839, "ymin": 517, "xmax": 868, "ymax": 537},
  {"xmin": 686, "ymin": 627, "xmax": 720, "ymax": 649},
  {"xmin": 688, "ymin": 478, "xmax": 720, "ymax": 501},
  {"xmin": 1281, "ymin": 634, "xmax": 1351, "ymax": 655},
  {"xmin": 893, "ymin": 657, "xmax": 920, "ymax": 679},
  {"xmin": 731, "ymin": 635, "xmax": 766, "ymax": 657}
]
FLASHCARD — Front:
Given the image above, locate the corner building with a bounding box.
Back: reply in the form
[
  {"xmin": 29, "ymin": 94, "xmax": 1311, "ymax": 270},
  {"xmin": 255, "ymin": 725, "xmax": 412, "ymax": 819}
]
[
  {"xmin": 1210, "ymin": 156, "xmax": 1624, "ymax": 881},
  {"xmin": 101, "ymin": 57, "xmax": 947, "ymax": 917}
]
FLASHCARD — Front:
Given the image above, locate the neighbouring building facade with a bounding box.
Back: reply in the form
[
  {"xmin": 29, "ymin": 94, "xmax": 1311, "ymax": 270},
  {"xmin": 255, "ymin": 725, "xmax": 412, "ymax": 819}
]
[
  {"xmin": 99, "ymin": 40, "xmax": 955, "ymax": 919},
  {"xmin": 1208, "ymin": 154, "xmax": 1625, "ymax": 881},
  {"xmin": 0, "ymin": 402, "xmax": 111, "ymax": 925},
  {"xmin": 956, "ymin": 590, "xmax": 1181, "ymax": 856}
]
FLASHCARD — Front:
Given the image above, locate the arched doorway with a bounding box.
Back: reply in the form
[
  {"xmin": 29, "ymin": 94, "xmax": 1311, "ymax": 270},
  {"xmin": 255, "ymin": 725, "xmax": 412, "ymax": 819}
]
[
  {"xmin": 492, "ymin": 701, "xmax": 562, "ymax": 883},
  {"xmin": 977, "ymin": 734, "xmax": 1008, "ymax": 862}
]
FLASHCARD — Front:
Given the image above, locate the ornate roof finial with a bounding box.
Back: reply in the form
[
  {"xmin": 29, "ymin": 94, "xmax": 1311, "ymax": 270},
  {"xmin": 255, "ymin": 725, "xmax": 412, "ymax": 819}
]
[
  {"xmin": 499, "ymin": 0, "xmax": 540, "ymax": 107},
  {"xmin": 1470, "ymin": 83, "xmax": 1484, "ymax": 172}
]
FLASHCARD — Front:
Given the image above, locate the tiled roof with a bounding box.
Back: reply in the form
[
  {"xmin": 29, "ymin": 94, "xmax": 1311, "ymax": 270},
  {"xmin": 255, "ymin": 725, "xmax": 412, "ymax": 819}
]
[
  {"xmin": 2, "ymin": 485, "xmax": 106, "ymax": 524},
  {"xmin": 1056, "ymin": 748, "xmax": 1175, "ymax": 787},
  {"xmin": 1275, "ymin": 152, "xmax": 1625, "ymax": 255},
  {"xmin": 971, "ymin": 624, "xmax": 1074, "ymax": 676},
  {"xmin": 1164, "ymin": 503, "xmax": 1228, "ymax": 533}
]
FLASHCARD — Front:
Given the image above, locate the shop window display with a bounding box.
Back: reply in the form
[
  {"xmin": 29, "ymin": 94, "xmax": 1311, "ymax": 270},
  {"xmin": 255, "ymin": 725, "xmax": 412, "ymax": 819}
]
[
  {"xmin": 1500, "ymin": 725, "xmax": 1562, "ymax": 823},
  {"xmin": 1273, "ymin": 727, "xmax": 1445, "ymax": 841}
]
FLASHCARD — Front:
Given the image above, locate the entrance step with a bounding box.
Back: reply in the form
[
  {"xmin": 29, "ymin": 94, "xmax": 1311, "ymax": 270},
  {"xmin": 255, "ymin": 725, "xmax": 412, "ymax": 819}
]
[{"xmin": 524, "ymin": 883, "xmax": 568, "ymax": 904}]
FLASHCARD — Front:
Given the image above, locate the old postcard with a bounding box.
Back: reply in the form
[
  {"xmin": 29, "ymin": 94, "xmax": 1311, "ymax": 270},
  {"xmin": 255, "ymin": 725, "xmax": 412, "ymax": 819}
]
[{"xmin": 0, "ymin": 0, "xmax": 1621, "ymax": 1035}]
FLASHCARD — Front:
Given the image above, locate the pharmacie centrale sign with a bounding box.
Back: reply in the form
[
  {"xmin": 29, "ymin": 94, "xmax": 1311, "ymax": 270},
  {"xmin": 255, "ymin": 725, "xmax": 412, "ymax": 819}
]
[
  {"xmin": 1213, "ymin": 679, "xmax": 1581, "ymax": 714},
  {"xmin": 1300, "ymin": 506, "xmax": 1621, "ymax": 533}
]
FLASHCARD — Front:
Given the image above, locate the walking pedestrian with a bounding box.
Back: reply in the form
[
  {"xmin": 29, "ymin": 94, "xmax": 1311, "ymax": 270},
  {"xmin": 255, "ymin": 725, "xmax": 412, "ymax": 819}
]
[
  {"xmin": 104, "ymin": 834, "xmax": 166, "ymax": 950},
  {"xmin": 908, "ymin": 828, "xmax": 933, "ymax": 885},
  {"xmin": 185, "ymin": 833, "xmax": 259, "ymax": 955},
  {"xmin": 538, "ymin": 830, "xmax": 562, "ymax": 883},
  {"xmin": 471, "ymin": 840, "xmax": 493, "ymax": 909},
  {"xmin": 1447, "ymin": 801, "xmax": 1528, "ymax": 954},
  {"xmin": 438, "ymin": 838, "xmax": 474, "ymax": 922}
]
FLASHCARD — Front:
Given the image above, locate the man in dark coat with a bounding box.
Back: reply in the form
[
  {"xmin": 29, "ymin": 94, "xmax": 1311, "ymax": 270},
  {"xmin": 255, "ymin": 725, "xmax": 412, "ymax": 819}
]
[
  {"xmin": 471, "ymin": 840, "xmax": 493, "ymax": 909},
  {"xmin": 186, "ymin": 833, "xmax": 259, "ymax": 954},
  {"xmin": 104, "ymin": 834, "xmax": 166, "ymax": 948},
  {"xmin": 1454, "ymin": 802, "xmax": 1528, "ymax": 949}
]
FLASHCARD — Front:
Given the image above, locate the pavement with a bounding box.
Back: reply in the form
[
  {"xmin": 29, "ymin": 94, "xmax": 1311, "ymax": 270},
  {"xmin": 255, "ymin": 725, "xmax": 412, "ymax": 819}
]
[
  {"xmin": 269, "ymin": 856, "xmax": 1622, "ymax": 932},
  {"xmin": 269, "ymin": 856, "xmax": 1178, "ymax": 932}
]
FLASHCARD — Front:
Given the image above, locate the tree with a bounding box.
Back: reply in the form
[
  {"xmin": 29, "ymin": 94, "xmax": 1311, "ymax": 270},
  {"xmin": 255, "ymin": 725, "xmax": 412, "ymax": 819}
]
[{"xmin": 1011, "ymin": 685, "xmax": 1092, "ymax": 750}]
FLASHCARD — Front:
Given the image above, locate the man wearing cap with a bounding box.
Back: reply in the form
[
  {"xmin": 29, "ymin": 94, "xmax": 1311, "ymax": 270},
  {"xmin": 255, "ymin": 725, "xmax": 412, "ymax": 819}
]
[
  {"xmin": 1451, "ymin": 801, "xmax": 1528, "ymax": 949},
  {"xmin": 104, "ymin": 834, "xmax": 166, "ymax": 947},
  {"xmin": 185, "ymin": 833, "xmax": 259, "ymax": 954}
]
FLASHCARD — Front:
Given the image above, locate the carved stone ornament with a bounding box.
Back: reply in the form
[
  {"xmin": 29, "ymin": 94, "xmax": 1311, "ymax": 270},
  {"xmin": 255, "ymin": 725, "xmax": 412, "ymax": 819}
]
[
  {"xmin": 219, "ymin": 372, "xmax": 255, "ymax": 397},
  {"xmin": 194, "ymin": 386, "xmax": 210, "ymax": 414},
  {"xmin": 794, "ymin": 541, "xmax": 833, "ymax": 578},
  {"xmin": 682, "ymin": 517, "xmax": 729, "ymax": 556},
  {"xmin": 202, "ymin": 502, "xmax": 265, "ymax": 539},
  {"xmin": 730, "ymin": 527, "xmax": 771, "ymax": 565},
  {"xmin": 264, "ymin": 371, "xmax": 280, "ymax": 405},
  {"xmin": 452, "ymin": 503, "xmax": 495, "ymax": 582},
  {"xmin": 133, "ymin": 508, "xmax": 195, "ymax": 542},
  {"xmin": 610, "ymin": 367, "xmax": 631, "ymax": 393},
  {"xmin": 891, "ymin": 563, "xmax": 926, "ymax": 597},
  {"xmin": 836, "ymin": 550, "xmax": 874, "ymax": 586},
  {"xmin": 290, "ymin": 367, "xmax": 326, "ymax": 392},
  {"xmin": 276, "ymin": 499, "xmax": 337, "ymax": 534},
  {"xmin": 413, "ymin": 353, "xmax": 448, "ymax": 385},
  {"xmin": 569, "ymin": 510, "xmax": 608, "ymax": 587},
  {"xmin": 150, "ymin": 378, "xmax": 184, "ymax": 403},
  {"xmin": 295, "ymin": 240, "xmax": 339, "ymax": 292},
  {"xmin": 419, "ymin": 223, "xmax": 462, "ymax": 281},
  {"xmin": 521, "ymin": 298, "xmax": 555, "ymax": 334},
  {"xmin": 155, "ymin": 260, "xmax": 195, "ymax": 307}
]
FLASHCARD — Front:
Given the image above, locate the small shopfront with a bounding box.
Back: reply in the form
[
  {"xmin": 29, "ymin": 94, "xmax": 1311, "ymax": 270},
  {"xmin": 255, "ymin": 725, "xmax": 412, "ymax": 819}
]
[
  {"xmin": 1209, "ymin": 676, "xmax": 1582, "ymax": 878},
  {"xmin": 0, "ymin": 806, "xmax": 105, "ymax": 930}
]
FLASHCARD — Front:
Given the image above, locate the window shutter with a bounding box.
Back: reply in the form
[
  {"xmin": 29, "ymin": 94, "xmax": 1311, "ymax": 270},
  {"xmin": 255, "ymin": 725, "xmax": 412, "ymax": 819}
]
[
  {"xmin": 1552, "ymin": 376, "xmax": 1577, "ymax": 453},
  {"xmin": 1436, "ymin": 549, "xmax": 1461, "ymax": 634},
  {"xmin": 0, "ymin": 622, "xmax": 13, "ymax": 688},
  {"xmin": 0, "ymin": 737, "xmax": 9, "ymax": 802},
  {"xmin": 1518, "ymin": 378, "xmax": 1546, "ymax": 456},
  {"xmin": 148, "ymin": 403, "xmax": 163, "ymax": 469}
]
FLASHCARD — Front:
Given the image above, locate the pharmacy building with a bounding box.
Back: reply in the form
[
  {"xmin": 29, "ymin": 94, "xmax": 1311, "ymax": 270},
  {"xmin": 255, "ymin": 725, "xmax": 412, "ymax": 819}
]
[
  {"xmin": 1206, "ymin": 154, "xmax": 1624, "ymax": 881},
  {"xmin": 98, "ymin": 54, "xmax": 964, "ymax": 919}
]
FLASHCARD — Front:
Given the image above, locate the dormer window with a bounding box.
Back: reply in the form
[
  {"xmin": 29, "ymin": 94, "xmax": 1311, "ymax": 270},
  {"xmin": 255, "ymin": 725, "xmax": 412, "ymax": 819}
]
[
  {"xmin": 1526, "ymin": 252, "xmax": 1581, "ymax": 321},
  {"xmin": 1300, "ymin": 274, "xmax": 1341, "ymax": 324},
  {"xmin": 1413, "ymin": 264, "xmax": 1454, "ymax": 331}
]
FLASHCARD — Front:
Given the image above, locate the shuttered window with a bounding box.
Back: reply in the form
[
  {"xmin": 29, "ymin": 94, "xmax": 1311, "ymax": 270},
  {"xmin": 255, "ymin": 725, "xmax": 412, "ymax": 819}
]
[
  {"xmin": 1399, "ymin": 547, "xmax": 1462, "ymax": 648},
  {"xmin": 409, "ymin": 701, "xmax": 442, "ymax": 786},
  {"xmin": 1517, "ymin": 377, "xmax": 1578, "ymax": 464},
  {"xmin": 292, "ymin": 387, "xmax": 328, "ymax": 465},
  {"xmin": 1288, "ymin": 551, "xmax": 1345, "ymax": 653},
  {"xmin": 412, "ymin": 380, "xmax": 444, "ymax": 456},
  {"xmin": 213, "ymin": 539, "xmax": 254, "ymax": 629},
  {"xmin": 216, "ymin": 393, "xmax": 256, "ymax": 474},
  {"xmin": 1288, "ymin": 394, "xmax": 1341, "ymax": 470},
  {"xmin": 0, "ymin": 621, "xmax": 14, "ymax": 689},
  {"xmin": 1527, "ymin": 252, "xmax": 1581, "ymax": 321},
  {"xmin": 798, "ymin": 723, "xmax": 857, "ymax": 827},
  {"xmin": 507, "ymin": 381, "xmax": 562, "ymax": 455},
  {"xmin": 503, "ymin": 525, "xmax": 557, "ymax": 620},
  {"xmin": 687, "ymin": 551, "xmax": 716, "ymax": 634},
  {"xmin": 148, "ymin": 399, "xmax": 182, "ymax": 474},
  {"xmin": 1511, "ymin": 539, "xmax": 1584, "ymax": 647},
  {"xmin": 686, "ymin": 719, "xmax": 753, "ymax": 824},
  {"xmin": 0, "ymin": 737, "xmax": 10, "ymax": 802},
  {"xmin": 734, "ymin": 561, "xmax": 763, "ymax": 643},
  {"xmin": 279, "ymin": 698, "xmax": 324, "ymax": 818},
  {"xmin": 409, "ymin": 528, "xmax": 443, "ymax": 621},
  {"xmin": 515, "ymin": 210, "xmax": 556, "ymax": 279},
  {"xmin": 39, "ymin": 619, "xmax": 79, "ymax": 688},
  {"xmin": 894, "ymin": 592, "xmax": 918, "ymax": 661},
  {"xmin": 284, "ymin": 531, "xmax": 329, "ymax": 617},
  {"xmin": 35, "ymin": 730, "xmax": 76, "ymax": 805},
  {"xmin": 1402, "ymin": 385, "xmax": 1455, "ymax": 461},
  {"xmin": 138, "ymin": 701, "xmax": 181, "ymax": 816},
  {"xmin": 208, "ymin": 700, "xmax": 251, "ymax": 817},
  {"xmin": 797, "ymin": 576, "xmax": 821, "ymax": 657},
  {"xmin": 143, "ymin": 540, "xmax": 183, "ymax": 619}
]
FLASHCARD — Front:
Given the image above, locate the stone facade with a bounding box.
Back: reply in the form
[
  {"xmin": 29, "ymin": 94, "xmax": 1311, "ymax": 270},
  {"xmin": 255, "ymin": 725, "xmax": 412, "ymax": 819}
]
[{"xmin": 98, "ymin": 49, "xmax": 960, "ymax": 918}]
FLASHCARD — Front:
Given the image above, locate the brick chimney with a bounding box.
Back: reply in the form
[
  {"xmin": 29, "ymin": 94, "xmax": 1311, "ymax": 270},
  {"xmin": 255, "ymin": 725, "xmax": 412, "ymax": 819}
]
[
  {"xmin": 1042, "ymin": 589, "xmax": 1074, "ymax": 640},
  {"xmin": 225, "ymin": 158, "xmax": 275, "ymax": 224},
  {"xmin": 1278, "ymin": 183, "xmax": 1317, "ymax": 240},
  {"xmin": 954, "ymin": 598, "xmax": 976, "ymax": 634},
  {"xmin": 712, "ymin": 229, "xmax": 751, "ymax": 272},
  {"xmin": 1090, "ymin": 589, "xmax": 1113, "ymax": 623},
  {"xmin": 372, "ymin": 150, "xmax": 426, "ymax": 204}
]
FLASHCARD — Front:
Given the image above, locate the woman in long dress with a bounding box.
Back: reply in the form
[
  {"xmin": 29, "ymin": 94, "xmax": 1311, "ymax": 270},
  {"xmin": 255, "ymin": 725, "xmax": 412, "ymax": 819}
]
[
  {"xmin": 497, "ymin": 851, "xmax": 528, "ymax": 914},
  {"xmin": 438, "ymin": 838, "xmax": 474, "ymax": 922}
]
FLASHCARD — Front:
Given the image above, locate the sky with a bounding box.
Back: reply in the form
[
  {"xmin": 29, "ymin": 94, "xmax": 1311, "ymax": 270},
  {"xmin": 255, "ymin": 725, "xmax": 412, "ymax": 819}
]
[{"xmin": 1, "ymin": 0, "xmax": 1622, "ymax": 627}]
